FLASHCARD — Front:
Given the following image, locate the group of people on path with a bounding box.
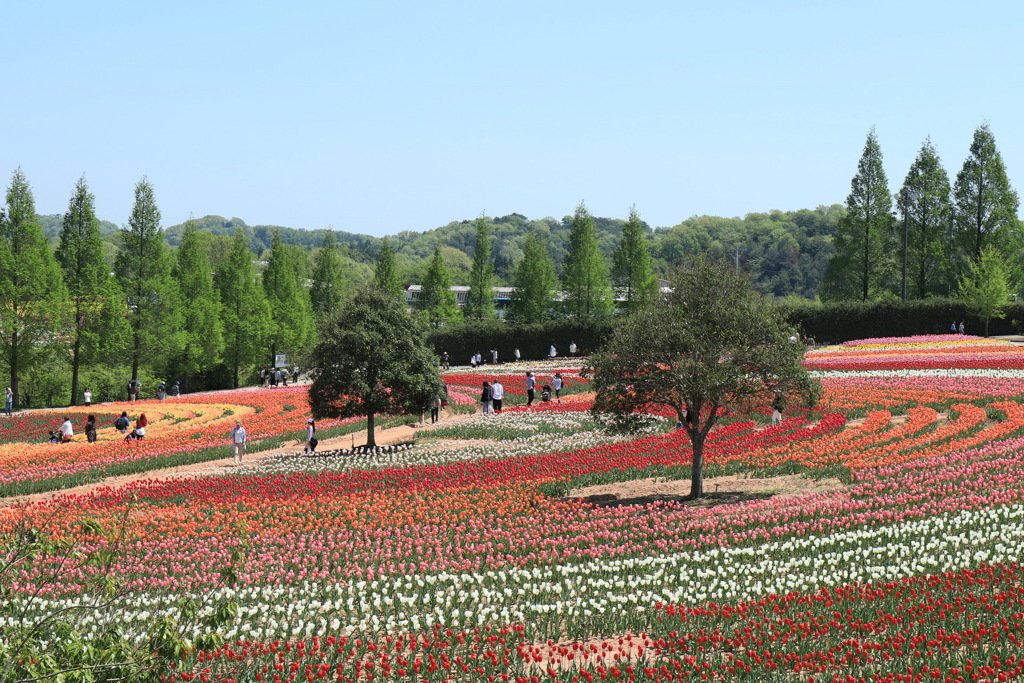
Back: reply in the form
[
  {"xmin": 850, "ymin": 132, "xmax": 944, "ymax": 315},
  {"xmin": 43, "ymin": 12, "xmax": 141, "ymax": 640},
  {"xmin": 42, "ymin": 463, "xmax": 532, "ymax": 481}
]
[
  {"xmin": 229, "ymin": 417, "xmax": 317, "ymax": 466},
  {"xmin": 47, "ymin": 411, "xmax": 147, "ymax": 444},
  {"xmin": 260, "ymin": 366, "xmax": 300, "ymax": 388},
  {"xmin": 461, "ymin": 342, "xmax": 580, "ymax": 369},
  {"xmin": 126, "ymin": 380, "xmax": 179, "ymax": 402},
  {"xmin": 479, "ymin": 371, "xmax": 565, "ymax": 413}
]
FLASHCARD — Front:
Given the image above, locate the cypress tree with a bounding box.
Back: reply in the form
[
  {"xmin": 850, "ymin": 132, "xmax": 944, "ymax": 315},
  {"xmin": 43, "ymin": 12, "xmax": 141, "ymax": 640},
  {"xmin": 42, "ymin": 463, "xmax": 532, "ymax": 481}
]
[
  {"xmin": 310, "ymin": 231, "xmax": 348, "ymax": 318},
  {"xmin": 56, "ymin": 175, "xmax": 124, "ymax": 405},
  {"xmin": 612, "ymin": 205, "xmax": 659, "ymax": 313},
  {"xmin": 172, "ymin": 219, "xmax": 224, "ymax": 390},
  {"xmin": 418, "ymin": 246, "xmax": 460, "ymax": 326},
  {"xmin": 464, "ymin": 215, "xmax": 496, "ymax": 320},
  {"xmin": 373, "ymin": 238, "xmax": 403, "ymax": 299},
  {"xmin": 217, "ymin": 230, "xmax": 272, "ymax": 388},
  {"xmin": 952, "ymin": 123, "xmax": 1022, "ymax": 281},
  {"xmin": 562, "ymin": 201, "xmax": 613, "ymax": 319},
  {"xmin": 821, "ymin": 128, "xmax": 896, "ymax": 300},
  {"xmin": 263, "ymin": 231, "xmax": 314, "ymax": 361},
  {"xmin": 509, "ymin": 232, "xmax": 557, "ymax": 324},
  {"xmin": 114, "ymin": 177, "xmax": 183, "ymax": 380},
  {"xmin": 0, "ymin": 169, "xmax": 67, "ymax": 410},
  {"xmin": 896, "ymin": 138, "xmax": 952, "ymax": 299}
]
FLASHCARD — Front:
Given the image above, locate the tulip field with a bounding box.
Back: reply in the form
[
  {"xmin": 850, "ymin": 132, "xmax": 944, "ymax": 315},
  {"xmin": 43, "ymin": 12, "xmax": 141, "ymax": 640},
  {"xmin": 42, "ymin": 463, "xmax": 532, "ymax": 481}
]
[{"xmin": 6, "ymin": 338, "xmax": 1024, "ymax": 681}]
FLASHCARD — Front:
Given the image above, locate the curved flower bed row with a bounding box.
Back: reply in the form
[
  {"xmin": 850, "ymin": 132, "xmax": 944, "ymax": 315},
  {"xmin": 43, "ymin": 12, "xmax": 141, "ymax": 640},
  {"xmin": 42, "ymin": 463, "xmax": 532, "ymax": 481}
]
[{"xmin": 6, "ymin": 338, "xmax": 1024, "ymax": 681}]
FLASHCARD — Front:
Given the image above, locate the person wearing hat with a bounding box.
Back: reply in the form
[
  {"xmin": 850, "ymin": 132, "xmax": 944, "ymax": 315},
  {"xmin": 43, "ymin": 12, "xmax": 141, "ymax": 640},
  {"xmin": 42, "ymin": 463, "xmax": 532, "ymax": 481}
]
[
  {"xmin": 304, "ymin": 418, "xmax": 317, "ymax": 454},
  {"xmin": 230, "ymin": 420, "xmax": 247, "ymax": 465}
]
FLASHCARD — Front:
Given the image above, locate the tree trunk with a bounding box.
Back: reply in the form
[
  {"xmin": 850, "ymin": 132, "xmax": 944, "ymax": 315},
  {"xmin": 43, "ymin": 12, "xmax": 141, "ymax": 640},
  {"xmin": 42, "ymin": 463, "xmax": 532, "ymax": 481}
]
[
  {"xmin": 70, "ymin": 334, "xmax": 82, "ymax": 407},
  {"xmin": 366, "ymin": 411, "xmax": 376, "ymax": 449},
  {"xmin": 131, "ymin": 329, "xmax": 140, "ymax": 382},
  {"xmin": 690, "ymin": 433, "xmax": 705, "ymax": 498},
  {"xmin": 10, "ymin": 331, "xmax": 19, "ymax": 411}
]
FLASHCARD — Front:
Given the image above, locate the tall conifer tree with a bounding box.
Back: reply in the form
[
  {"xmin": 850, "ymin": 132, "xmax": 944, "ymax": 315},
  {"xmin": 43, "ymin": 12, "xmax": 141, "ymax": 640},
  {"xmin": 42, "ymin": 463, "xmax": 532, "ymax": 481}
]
[
  {"xmin": 821, "ymin": 128, "xmax": 895, "ymax": 300},
  {"xmin": 896, "ymin": 138, "xmax": 952, "ymax": 299},
  {"xmin": 56, "ymin": 175, "xmax": 128, "ymax": 404},
  {"xmin": 172, "ymin": 220, "xmax": 224, "ymax": 390},
  {"xmin": 0, "ymin": 169, "xmax": 67, "ymax": 409},
  {"xmin": 464, "ymin": 215, "xmax": 496, "ymax": 320},
  {"xmin": 509, "ymin": 232, "xmax": 557, "ymax": 324},
  {"xmin": 612, "ymin": 205, "xmax": 659, "ymax": 313},
  {"xmin": 952, "ymin": 123, "xmax": 1022, "ymax": 280},
  {"xmin": 217, "ymin": 230, "xmax": 271, "ymax": 388},
  {"xmin": 562, "ymin": 201, "xmax": 613, "ymax": 319},
  {"xmin": 373, "ymin": 238, "xmax": 403, "ymax": 299},
  {"xmin": 115, "ymin": 177, "xmax": 183, "ymax": 380},
  {"xmin": 310, "ymin": 232, "xmax": 348, "ymax": 318},
  {"xmin": 418, "ymin": 246, "xmax": 460, "ymax": 326},
  {"xmin": 263, "ymin": 232, "xmax": 314, "ymax": 361}
]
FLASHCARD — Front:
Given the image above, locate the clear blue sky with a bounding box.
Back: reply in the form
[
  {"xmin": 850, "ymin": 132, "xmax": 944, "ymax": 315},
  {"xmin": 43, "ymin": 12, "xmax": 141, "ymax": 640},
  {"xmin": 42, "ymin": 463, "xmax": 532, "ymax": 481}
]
[{"xmin": 6, "ymin": 0, "xmax": 1024, "ymax": 237}]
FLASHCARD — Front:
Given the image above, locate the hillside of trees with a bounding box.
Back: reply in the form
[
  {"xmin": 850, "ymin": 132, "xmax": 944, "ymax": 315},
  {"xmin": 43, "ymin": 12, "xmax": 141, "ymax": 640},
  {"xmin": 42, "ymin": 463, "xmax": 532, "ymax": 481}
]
[
  {"xmin": 2, "ymin": 166, "xmax": 839, "ymax": 410},
  {"xmin": 36, "ymin": 205, "xmax": 843, "ymax": 300}
]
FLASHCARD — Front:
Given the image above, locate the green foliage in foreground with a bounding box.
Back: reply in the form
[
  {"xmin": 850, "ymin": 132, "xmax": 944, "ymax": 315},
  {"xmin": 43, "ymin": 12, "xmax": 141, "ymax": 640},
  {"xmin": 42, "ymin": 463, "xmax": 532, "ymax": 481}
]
[{"xmin": 0, "ymin": 514, "xmax": 239, "ymax": 683}]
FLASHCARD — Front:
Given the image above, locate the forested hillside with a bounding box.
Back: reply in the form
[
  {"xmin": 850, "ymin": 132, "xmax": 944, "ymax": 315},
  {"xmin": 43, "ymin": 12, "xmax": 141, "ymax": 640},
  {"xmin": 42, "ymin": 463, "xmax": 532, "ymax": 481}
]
[{"xmin": 36, "ymin": 205, "xmax": 841, "ymax": 299}]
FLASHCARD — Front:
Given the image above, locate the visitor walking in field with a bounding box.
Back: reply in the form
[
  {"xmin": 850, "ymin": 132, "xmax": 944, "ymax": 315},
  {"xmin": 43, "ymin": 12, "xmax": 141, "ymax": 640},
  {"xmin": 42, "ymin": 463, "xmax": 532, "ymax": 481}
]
[
  {"xmin": 4, "ymin": 387, "xmax": 12, "ymax": 416},
  {"xmin": 230, "ymin": 420, "xmax": 247, "ymax": 465},
  {"xmin": 525, "ymin": 372, "xmax": 536, "ymax": 406},
  {"xmin": 304, "ymin": 418, "xmax": 317, "ymax": 454},
  {"xmin": 84, "ymin": 415, "xmax": 97, "ymax": 443},
  {"xmin": 491, "ymin": 379, "xmax": 504, "ymax": 412},
  {"xmin": 553, "ymin": 373, "xmax": 563, "ymax": 401},
  {"xmin": 481, "ymin": 381, "xmax": 493, "ymax": 414}
]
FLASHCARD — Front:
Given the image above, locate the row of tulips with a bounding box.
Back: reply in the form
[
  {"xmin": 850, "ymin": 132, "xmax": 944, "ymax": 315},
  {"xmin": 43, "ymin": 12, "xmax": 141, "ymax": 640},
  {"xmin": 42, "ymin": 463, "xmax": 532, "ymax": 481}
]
[
  {"xmin": 6, "ymin": 335, "xmax": 1024, "ymax": 681},
  {"xmin": 168, "ymin": 562, "xmax": 1024, "ymax": 682}
]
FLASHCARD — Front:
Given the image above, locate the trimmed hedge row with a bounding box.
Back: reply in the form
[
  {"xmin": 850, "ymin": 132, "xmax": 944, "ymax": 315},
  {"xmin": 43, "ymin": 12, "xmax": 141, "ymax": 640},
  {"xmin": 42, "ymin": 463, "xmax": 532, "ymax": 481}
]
[
  {"xmin": 427, "ymin": 300, "xmax": 1024, "ymax": 361},
  {"xmin": 426, "ymin": 319, "xmax": 614, "ymax": 364},
  {"xmin": 783, "ymin": 298, "xmax": 1024, "ymax": 344}
]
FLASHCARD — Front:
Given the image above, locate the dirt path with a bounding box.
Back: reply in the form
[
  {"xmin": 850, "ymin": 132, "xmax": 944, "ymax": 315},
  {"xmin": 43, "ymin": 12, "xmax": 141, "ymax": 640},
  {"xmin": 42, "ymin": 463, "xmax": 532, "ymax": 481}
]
[{"xmin": 0, "ymin": 417, "xmax": 442, "ymax": 508}]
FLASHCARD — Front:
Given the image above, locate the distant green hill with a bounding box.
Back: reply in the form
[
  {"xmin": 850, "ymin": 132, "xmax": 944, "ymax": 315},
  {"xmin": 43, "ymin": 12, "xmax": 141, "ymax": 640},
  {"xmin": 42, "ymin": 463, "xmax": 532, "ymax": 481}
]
[{"xmin": 39, "ymin": 205, "xmax": 842, "ymax": 299}]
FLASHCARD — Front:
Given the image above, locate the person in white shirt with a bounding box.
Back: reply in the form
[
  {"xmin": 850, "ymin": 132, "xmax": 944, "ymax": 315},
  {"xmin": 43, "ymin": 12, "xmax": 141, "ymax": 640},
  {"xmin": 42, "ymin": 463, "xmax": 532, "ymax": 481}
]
[
  {"xmin": 230, "ymin": 420, "xmax": 247, "ymax": 465},
  {"xmin": 490, "ymin": 379, "xmax": 504, "ymax": 412},
  {"xmin": 305, "ymin": 418, "xmax": 317, "ymax": 454},
  {"xmin": 549, "ymin": 344, "xmax": 557, "ymax": 359},
  {"xmin": 569, "ymin": 342, "xmax": 577, "ymax": 357},
  {"xmin": 59, "ymin": 416, "xmax": 73, "ymax": 443},
  {"xmin": 83, "ymin": 388, "xmax": 92, "ymax": 407},
  {"xmin": 552, "ymin": 373, "xmax": 563, "ymax": 401}
]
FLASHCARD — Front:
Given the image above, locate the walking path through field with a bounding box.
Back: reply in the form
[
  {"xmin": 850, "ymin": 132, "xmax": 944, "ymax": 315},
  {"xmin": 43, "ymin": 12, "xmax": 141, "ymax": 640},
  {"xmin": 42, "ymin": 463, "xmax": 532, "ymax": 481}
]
[{"xmin": 0, "ymin": 411, "xmax": 449, "ymax": 508}]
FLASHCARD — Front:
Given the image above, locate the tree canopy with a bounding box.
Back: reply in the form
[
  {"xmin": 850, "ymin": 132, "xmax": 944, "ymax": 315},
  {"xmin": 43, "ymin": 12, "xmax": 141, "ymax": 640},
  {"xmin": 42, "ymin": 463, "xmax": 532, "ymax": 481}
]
[
  {"xmin": 821, "ymin": 128, "xmax": 895, "ymax": 301},
  {"xmin": 587, "ymin": 259, "xmax": 819, "ymax": 497},
  {"xmin": 307, "ymin": 287, "xmax": 444, "ymax": 448}
]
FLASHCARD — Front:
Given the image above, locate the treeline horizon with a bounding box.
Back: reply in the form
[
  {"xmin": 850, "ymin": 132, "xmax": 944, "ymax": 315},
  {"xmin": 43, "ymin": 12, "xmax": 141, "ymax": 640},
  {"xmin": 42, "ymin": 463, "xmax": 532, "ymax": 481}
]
[{"xmin": 33, "ymin": 204, "xmax": 842, "ymax": 301}]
